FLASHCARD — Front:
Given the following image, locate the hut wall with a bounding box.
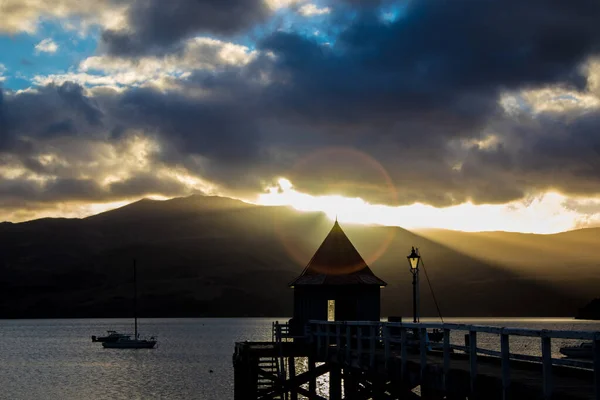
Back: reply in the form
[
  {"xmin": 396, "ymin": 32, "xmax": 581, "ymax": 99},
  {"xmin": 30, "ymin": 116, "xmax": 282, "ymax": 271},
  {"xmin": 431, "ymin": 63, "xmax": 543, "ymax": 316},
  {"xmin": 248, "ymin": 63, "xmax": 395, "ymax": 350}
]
[{"xmin": 292, "ymin": 286, "xmax": 381, "ymax": 334}]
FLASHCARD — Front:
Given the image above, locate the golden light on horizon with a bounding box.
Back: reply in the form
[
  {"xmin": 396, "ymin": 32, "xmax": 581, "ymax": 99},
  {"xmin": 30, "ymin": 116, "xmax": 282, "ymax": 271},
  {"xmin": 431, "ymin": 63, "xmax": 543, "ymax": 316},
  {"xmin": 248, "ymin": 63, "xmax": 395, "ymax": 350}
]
[{"xmin": 257, "ymin": 178, "xmax": 587, "ymax": 234}]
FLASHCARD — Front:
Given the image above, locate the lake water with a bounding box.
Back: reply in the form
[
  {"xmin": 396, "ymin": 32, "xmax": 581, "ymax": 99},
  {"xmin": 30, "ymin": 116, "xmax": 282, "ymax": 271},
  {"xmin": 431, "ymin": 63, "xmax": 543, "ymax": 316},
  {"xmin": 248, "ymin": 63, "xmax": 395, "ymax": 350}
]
[{"xmin": 1, "ymin": 318, "xmax": 600, "ymax": 399}]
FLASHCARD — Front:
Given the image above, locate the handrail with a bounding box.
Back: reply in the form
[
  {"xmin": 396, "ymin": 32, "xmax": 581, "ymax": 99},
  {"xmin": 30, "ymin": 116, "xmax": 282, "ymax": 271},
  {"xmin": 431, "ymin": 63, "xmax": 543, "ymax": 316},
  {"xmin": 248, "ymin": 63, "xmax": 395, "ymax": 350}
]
[
  {"xmin": 290, "ymin": 320, "xmax": 600, "ymax": 399},
  {"xmin": 307, "ymin": 320, "xmax": 600, "ymax": 340}
]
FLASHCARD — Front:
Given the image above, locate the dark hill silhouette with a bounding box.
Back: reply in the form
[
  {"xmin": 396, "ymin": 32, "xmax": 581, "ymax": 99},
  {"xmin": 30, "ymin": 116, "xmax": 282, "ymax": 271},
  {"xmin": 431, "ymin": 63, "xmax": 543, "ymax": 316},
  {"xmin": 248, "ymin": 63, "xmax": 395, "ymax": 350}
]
[
  {"xmin": 576, "ymin": 298, "xmax": 600, "ymax": 320},
  {"xmin": 0, "ymin": 195, "xmax": 594, "ymax": 318},
  {"xmin": 416, "ymin": 227, "xmax": 600, "ymax": 307}
]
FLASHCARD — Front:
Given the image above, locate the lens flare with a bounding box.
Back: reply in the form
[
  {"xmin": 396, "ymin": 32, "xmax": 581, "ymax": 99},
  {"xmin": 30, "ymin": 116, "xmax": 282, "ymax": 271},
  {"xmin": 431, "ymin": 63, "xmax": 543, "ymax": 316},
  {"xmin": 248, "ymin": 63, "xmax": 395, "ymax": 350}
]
[{"xmin": 269, "ymin": 147, "xmax": 398, "ymax": 269}]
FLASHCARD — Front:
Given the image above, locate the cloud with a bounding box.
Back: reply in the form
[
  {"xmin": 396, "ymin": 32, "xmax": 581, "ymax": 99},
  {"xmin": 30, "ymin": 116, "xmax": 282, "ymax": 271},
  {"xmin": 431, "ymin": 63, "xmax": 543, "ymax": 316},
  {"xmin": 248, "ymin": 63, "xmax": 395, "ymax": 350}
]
[
  {"xmin": 34, "ymin": 38, "xmax": 59, "ymax": 54},
  {"xmin": 0, "ymin": 130, "xmax": 216, "ymax": 214},
  {"xmin": 265, "ymin": 0, "xmax": 305, "ymax": 9},
  {"xmin": 299, "ymin": 4, "xmax": 331, "ymax": 16},
  {"xmin": 458, "ymin": 107, "xmax": 600, "ymax": 203},
  {"xmin": 0, "ymin": 82, "xmax": 104, "ymax": 152},
  {"xmin": 33, "ymin": 37, "xmax": 257, "ymax": 89},
  {"xmin": 100, "ymin": 0, "xmax": 271, "ymax": 56},
  {"xmin": 3, "ymin": 0, "xmax": 600, "ymax": 220},
  {"xmin": 0, "ymin": 0, "xmax": 125, "ymax": 35},
  {"xmin": 519, "ymin": 87, "xmax": 600, "ymax": 113},
  {"xmin": 0, "ymin": 64, "xmax": 6, "ymax": 82}
]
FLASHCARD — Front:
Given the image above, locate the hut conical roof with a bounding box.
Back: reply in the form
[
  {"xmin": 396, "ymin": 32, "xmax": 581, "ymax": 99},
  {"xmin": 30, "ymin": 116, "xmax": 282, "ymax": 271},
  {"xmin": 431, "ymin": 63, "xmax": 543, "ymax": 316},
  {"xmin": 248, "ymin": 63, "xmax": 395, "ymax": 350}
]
[{"xmin": 289, "ymin": 221, "xmax": 387, "ymax": 286}]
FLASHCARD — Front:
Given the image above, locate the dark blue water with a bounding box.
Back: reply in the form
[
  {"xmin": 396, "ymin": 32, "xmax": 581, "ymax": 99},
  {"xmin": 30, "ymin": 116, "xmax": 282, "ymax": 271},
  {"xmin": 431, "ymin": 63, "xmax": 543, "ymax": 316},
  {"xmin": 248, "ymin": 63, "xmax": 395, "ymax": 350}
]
[
  {"xmin": 0, "ymin": 318, "xmax": 279, "ymax": 400},
  {"xmin": 1, "ymin": 318, "xmax": 599, "ymax": 399}
]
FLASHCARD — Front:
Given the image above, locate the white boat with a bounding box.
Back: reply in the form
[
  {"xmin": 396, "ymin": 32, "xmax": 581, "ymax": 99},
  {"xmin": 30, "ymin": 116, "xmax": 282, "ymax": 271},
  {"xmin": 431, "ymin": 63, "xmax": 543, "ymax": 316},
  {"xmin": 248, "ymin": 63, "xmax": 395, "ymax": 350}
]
[
  {"xmin": 92, "ymin": 330, "xmax": 131, "ymax": 343},
  {"xmin": 559, "ymin": 342, "xmax": 593, "ymax": 359},
  {"xmin": 102, "ymin": 259, "xmax": 157, "ymax": 350},
  {"xmin": 102, "ymin": 335, "xmax": 156, "ymax": 349}
]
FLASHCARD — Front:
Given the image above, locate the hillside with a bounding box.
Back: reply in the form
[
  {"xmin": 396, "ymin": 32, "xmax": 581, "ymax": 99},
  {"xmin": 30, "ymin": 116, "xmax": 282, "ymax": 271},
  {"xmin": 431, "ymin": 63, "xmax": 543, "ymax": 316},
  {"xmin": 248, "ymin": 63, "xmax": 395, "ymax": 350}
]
[
  {"xmin": 0, "ymin": 195, "xmax": 596, "ymax": 318},
  {"xmin": 416, "ymin": 228, "xmax": 600, "ymax": 300}
]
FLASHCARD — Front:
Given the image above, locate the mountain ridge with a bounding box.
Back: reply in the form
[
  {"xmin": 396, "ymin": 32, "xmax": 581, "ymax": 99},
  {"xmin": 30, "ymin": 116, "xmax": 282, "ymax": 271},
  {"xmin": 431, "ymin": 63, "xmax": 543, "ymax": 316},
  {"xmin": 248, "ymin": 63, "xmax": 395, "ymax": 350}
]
[{"xmin": 0, "ymin": 194, "xmax": 597, "ymax": 318}]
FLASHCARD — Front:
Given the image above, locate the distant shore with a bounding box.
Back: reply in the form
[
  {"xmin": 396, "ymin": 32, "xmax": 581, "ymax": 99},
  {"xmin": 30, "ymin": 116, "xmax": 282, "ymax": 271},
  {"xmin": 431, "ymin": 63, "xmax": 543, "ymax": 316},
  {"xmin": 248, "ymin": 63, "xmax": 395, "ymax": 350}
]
[{"xmin": 0, "ymin": 315, "xmax": 583, "ymax": 320}]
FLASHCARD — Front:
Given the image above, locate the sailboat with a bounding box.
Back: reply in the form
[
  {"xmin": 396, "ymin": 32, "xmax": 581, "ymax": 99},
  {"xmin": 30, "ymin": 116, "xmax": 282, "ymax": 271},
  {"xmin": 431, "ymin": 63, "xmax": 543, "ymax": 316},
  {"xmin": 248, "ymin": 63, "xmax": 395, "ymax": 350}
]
[
  {"xmin": 103, "ymin": 259, "xmax": 157, "ymax": 349},
  {"xmin": 91, "ymin": 330, "xmax": 131, "ymax": 343}
]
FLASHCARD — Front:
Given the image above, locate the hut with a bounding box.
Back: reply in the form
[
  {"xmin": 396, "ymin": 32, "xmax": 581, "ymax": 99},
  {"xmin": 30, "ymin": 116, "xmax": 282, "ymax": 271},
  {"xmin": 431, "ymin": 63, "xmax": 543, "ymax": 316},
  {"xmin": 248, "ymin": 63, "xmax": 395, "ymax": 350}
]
[{"xmin": 288, "ymin": 220, "xmax": 387, "ymax": 336}]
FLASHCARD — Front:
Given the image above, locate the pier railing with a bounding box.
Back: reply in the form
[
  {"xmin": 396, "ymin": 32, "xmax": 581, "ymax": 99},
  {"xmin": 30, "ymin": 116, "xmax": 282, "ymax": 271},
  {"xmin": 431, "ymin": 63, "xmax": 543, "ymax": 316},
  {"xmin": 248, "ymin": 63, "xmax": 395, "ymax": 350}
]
[
  {"xmin": 300, "ymin": 320, "xmax": 600, "ymax": 399},
  {"xmin": 272, "ymin": 321, "xmax": 292, "ymax": 343}
]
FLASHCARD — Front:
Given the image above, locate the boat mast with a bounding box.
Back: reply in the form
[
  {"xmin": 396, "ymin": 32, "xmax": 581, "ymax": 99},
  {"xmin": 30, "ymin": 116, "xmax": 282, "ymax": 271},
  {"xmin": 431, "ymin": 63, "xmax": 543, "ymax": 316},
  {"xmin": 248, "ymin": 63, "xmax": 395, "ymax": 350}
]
[{"xmin": 133, "ymin": 258, "xmax": 137, "ymax": 339}]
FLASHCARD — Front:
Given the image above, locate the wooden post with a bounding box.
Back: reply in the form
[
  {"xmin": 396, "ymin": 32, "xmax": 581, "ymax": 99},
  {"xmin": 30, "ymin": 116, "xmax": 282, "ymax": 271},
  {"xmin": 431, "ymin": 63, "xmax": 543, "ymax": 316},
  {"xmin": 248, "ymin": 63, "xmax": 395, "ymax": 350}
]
[
  {"xmin": 233, "ymin": 352, "xmax": 249, "ymax": 400},
  {"xmin": 420, "ymin": 327, "xmax": 429, "ymax": 397},
  {"xmin": 330, "ymin": 364, "xmax": 342, "ymax": 400},
  {"xmin": 501, "ymin": 333, "xmax": 510, "ymax": 400},
  {"xmin": 401, "ymin": 327, "xmax": 408, "ymax": 381},
  {"xmin": 344, "ymin": 368, "xmax": 358, "ymax": 400},
  {"xmin": 594, "ymin": 338, "xmax": 600, "ymax": 400},
  {"xmin": 542, "ymin": 336, "xmax": 552, "ymax": 399},
  {"xmin": 326, "ymin": 323, "xmax": 330, "ymax": 358},
  {"xmin": 317, "ymin": 324, "xmax": 322, "ymax": 356},
  {"xmin": 443, "ymin": 328, "xmax": 450, "ymax": 393},
  {"xmin": 420, "ymin": 327, "xmax": 427, "ymax": 380},
  {"xmin": 308, "ymin": 356, "xmax": 317, "ymax": 397},
  {"xmin": 346, "ymin": 325, "xmax": 351, "ymax": 362},
  {"xmin": 370, "ymin": 325, "xmax": 376, "ymax": 368},
  {"xmin": 357, "ymin": 325, "xmax": 363, "ymax": 366},
  {"xmin": 384, "ymin": 325, "xmax": 391, "ymax": 368},
  {"xmin": 288, "ymin": 357, "xmax": 298, "ymax": 400},
  {"xmin": 248, "ymin": 356, "xmax": 259, "ymax": 400},
  {"xmin": 469, "ymin": 330, "xmax": 477, "ymax": 395}
]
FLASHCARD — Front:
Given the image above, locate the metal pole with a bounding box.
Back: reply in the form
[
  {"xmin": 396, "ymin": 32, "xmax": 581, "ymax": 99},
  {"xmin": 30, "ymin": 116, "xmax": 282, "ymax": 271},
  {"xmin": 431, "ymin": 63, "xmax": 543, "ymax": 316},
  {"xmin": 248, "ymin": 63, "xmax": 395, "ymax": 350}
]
[
  {"xmin": 133, "ymin": 259, "xmax": 137, "ymax": 340},
  {"xmin": 412, "ymin": 272, "xmax": 417, "ymax": 323},
  {"xmin": 416, "ymin": 266, "xmax": 420, "ymax": 323}
]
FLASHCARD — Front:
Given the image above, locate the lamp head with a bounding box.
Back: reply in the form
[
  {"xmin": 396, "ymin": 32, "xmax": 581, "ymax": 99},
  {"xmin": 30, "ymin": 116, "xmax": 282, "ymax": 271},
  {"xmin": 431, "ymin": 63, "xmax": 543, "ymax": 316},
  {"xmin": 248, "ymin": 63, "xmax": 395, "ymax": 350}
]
[{"xmin": 407, "ymin": 246, "xmax": 420, "ymax": 271}]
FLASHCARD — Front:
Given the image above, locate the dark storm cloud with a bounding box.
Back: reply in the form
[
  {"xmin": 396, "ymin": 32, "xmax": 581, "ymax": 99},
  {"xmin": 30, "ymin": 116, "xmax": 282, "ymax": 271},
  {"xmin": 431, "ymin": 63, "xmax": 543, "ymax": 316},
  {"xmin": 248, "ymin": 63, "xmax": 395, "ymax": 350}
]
[
  {"xmin": 260, "ymin": 0, "xmax": 600, "ymax": 131},
  {"xmin": 108, "ymin": 174, "xmax": 191, "ymax": 197},
  {"xmin": 459, "ymin": 109, "xmax": 600, "ymax": 202},
  {"xmin": 247, "ymin": 0, "xmax": 600, "ymax": 204},
  {"xmin": 114, "ymin": 86, "xmax": 261, "ymax": 163},
  {"xmin": 0, "ymin": 80, "xmax": 272, "ymax": 204},
  {"xmin": 4, "ymin": 0, "xmax": 600, "ymax": 213},
  {"xmin": 101, "ymin": 0, "xmax": 270, "ymax": 56},
  {"xmin": 0, "ymin": 178, "xmax": 104, "ymax": 206},
  {"xmin": 0, "ymin": 174, "xmax": 190, "ymax": 209},
  {"xmin": 0, "ymin": 83, "xmax": 104, "ymax": 152}
]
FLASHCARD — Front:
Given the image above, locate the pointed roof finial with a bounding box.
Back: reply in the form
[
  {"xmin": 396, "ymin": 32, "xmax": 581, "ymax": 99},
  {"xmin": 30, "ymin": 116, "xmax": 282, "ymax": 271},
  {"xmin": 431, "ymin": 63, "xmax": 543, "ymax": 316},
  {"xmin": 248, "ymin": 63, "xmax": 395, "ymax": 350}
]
[{"xmin": 335, "ymin": 213, "xmax": 338, "ymax": 222}]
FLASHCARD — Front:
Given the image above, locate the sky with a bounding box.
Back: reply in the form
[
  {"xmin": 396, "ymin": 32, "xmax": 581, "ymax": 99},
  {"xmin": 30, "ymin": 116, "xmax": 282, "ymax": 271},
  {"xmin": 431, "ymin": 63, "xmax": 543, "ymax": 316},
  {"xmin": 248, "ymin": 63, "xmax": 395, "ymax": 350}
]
[{"xmin": 1, "ymin": 0, "xmax": 600, "ymax": 233}]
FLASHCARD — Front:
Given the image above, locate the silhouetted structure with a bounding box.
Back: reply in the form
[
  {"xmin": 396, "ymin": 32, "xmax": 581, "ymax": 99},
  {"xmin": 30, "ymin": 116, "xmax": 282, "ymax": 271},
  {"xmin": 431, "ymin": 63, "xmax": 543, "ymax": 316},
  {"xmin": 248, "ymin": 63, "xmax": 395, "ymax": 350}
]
[
  {"xmin": 234, "ymin": 221, "xmax": 600, "ymax": 400},
  {"xmin": 576, "ymin": 298, "xmax": 600, "ymax": 320},
  {"xmin": 288, "ymin": 220, "xmax": 387, "ymax": 336}
]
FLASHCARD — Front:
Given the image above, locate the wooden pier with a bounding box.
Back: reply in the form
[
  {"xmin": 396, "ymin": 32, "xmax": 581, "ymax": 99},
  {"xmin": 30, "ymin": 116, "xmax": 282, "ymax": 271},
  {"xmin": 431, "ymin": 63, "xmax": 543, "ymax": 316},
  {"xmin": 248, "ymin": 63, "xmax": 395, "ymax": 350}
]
[{"xmin": 233, "ymin": 320, "xmax": 600, "ymax": 399}]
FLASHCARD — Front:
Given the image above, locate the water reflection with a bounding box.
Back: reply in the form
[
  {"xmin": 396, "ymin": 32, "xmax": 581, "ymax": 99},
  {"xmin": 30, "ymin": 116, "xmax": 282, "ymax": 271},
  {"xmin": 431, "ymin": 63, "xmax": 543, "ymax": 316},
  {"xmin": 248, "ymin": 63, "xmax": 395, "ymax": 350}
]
[
  {"xmin": 0, "ymin": 318, "xmax": 598, "ymax": 399},
  {"xmin": 0, "ymin": 318, "xmax": 277, "ymax": 400}
]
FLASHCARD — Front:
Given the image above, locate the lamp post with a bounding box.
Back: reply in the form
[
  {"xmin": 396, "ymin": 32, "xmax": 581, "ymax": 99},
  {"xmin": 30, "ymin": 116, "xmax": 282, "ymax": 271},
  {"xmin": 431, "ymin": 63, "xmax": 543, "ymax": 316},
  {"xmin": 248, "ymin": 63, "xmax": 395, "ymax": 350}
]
[{"xmin": 407, "ymin": 247, "xmax": 421, "ymax": 323}]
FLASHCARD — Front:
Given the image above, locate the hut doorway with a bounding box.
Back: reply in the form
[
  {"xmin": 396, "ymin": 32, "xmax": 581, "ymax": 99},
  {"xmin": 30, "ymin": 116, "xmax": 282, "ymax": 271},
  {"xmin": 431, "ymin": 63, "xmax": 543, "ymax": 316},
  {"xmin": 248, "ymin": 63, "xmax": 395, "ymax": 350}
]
[{"xmin": 327, "ymin": 300, "xmax": 335, "ymax": 321}]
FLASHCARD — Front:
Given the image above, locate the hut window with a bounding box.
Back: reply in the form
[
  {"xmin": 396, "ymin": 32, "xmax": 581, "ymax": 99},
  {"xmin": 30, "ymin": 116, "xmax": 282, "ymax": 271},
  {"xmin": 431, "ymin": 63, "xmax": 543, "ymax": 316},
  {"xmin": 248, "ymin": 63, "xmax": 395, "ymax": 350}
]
[{"xmin": 327, "ymin": 300, "xmax": 335, "ymax": 321}]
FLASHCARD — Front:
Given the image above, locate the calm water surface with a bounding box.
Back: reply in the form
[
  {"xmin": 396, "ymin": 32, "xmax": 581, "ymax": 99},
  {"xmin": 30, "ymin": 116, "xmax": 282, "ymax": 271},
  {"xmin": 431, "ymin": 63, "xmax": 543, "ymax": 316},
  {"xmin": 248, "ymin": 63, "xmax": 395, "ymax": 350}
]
[{"xmin": 1, "ymin": 318, "xmax": 600, "ymax": 399}]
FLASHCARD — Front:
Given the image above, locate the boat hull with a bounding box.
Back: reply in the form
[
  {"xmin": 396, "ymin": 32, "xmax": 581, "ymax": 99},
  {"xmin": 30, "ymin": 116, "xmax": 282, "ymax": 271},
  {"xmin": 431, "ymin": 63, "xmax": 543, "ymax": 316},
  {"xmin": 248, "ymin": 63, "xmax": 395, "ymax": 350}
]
[
  {"xmin": 102, "ymin": 340, "xmax": 157, "ymax": 349},
  {"xmin": 92, "ymin": 331, "xmax": 131, "ymax": 343},
  {"xmin": 92, "ymin": 335, "xmax": 128, "ymax": 343},
  {"xmin": 559, "ymin": 347, "xmax": 593, "ymax": 359}
]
